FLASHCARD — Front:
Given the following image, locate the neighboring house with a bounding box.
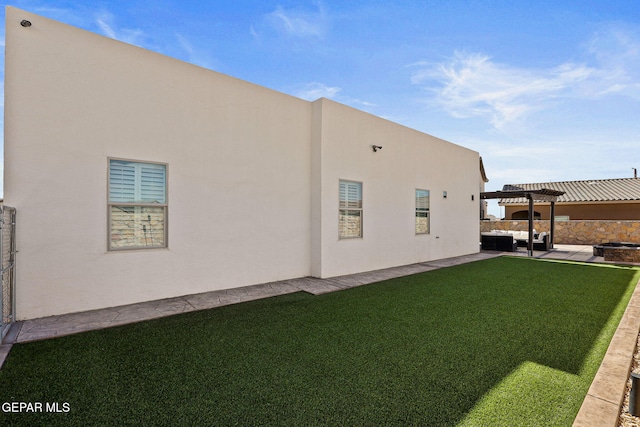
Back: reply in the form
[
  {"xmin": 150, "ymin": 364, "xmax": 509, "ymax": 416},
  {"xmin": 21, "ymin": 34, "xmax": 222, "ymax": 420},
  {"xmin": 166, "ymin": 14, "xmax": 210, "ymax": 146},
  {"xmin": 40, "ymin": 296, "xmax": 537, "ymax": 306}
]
[
  {"xmin": 5, "ymin": 7, "xmax": 481, "ymax": 320},
  {"xmin": 499, "ymin": 179, "xmax": 640, "ymax": 220}
]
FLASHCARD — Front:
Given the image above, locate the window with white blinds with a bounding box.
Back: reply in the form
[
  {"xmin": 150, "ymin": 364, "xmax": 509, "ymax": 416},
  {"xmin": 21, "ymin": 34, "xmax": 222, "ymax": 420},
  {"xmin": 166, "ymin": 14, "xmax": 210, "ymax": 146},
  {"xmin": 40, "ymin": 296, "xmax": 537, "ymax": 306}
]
[
  {"xmin": 108, "ymin": 159, "xmax": 167, "ymax": 250},
  {"xmin": 415, "ymin": 189, "xmax": 430, "ymax": 234},
  {"xmin": 339, "ymin": 180, "xmax": 362, "ymax": 238},
  {"xmin": 109, "ymin": 161, "xmax": 166, "ymax": 203}
]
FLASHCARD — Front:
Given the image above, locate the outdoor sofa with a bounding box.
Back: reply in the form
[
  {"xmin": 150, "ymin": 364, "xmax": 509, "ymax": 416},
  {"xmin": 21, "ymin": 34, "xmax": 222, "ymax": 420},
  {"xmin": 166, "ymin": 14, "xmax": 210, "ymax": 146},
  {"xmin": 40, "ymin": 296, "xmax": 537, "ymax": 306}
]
[{"xmin": 481, "ymin": 230, "xmax": 550, "ymax": 251}]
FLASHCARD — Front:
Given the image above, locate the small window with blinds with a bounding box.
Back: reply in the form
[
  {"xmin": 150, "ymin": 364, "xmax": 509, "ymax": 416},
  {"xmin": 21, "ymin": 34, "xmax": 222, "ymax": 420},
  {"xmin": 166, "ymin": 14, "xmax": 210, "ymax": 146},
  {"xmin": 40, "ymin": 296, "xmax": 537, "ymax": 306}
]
[
  {"xmin": 415, "ymin": 189, "xmax": 430, "ymax": 234},
  {"xmin": 339, "ymin": 180, "xmax": 362, "ymax": 239},
  {"xmin": 108, "ymin": 159, "xmax": 167, "ymax": 250}
]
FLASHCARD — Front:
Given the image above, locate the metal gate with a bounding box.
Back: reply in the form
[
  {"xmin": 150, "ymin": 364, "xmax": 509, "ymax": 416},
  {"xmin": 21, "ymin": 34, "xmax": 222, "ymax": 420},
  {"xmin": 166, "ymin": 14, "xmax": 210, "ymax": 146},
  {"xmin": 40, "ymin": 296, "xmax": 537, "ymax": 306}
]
[{"xmin": 0, "ymin": 206, "xmax": 16, "ymax": 340}]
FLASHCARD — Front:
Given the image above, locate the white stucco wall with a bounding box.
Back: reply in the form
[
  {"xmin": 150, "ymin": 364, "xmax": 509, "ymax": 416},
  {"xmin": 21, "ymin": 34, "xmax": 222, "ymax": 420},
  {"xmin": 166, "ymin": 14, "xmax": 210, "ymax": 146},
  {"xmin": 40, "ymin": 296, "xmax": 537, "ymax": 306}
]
[
  {"xmin": 5, "ymin": 7, "xmax": 312, "ymax": 319},
  {"xmin": 5, "ymin": 7, "xmax": 480, "ymax": 320},
  {"xmin": 311, "ymin": 99, "xmax": 479, "ymax": 278}
]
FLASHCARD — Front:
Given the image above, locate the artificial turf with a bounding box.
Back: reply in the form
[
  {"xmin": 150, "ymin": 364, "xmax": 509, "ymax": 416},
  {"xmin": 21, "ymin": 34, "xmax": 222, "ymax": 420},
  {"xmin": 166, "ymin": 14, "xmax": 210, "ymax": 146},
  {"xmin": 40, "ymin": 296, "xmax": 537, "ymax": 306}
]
[{"xmin": 0, "ymin": 257, "xmax": 638, "ymax": 426}]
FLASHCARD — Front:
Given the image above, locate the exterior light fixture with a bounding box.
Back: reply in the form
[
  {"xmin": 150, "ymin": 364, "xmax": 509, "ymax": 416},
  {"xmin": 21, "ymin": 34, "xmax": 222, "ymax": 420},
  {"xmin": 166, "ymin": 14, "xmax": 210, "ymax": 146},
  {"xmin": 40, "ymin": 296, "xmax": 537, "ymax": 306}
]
[
  {"xmin": 21, "ymin": 20, "xmax": 32, "ymax": 27},
  {"xmin": 372, "ymin": 145, "xmax": 383, "ymax": 152},
  {"xmin": 443, "ymin": 191, "xmax": 447, "ymax": 199},
  {"xmin": 471, "ymin": 194, "xmax": 475, "ymax": 201}
]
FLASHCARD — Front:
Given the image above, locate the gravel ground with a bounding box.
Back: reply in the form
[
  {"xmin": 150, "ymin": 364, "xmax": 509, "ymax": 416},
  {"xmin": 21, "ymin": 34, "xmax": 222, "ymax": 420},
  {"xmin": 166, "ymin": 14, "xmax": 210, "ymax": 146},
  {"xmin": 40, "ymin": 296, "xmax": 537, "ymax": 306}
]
[{"xmin": 619, "ymin": 334, "xmax": 640, "ymax": 427}]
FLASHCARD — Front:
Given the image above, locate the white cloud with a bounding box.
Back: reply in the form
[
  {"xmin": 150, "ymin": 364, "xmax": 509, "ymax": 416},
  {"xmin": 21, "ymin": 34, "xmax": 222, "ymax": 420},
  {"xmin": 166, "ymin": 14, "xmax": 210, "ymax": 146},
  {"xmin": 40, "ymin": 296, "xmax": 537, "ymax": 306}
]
[
  {"xmin": 295, "ymin": 82, "xmax": 341, "ymax": 100},
  {"xmin": 348, "ymin": 98, "xmax": 377, "ymax": 108},
  {"xmin": 175, "ymin": 33, "xmax": 194, "ymax": 57},
  {"xmin": 262, "ymin": 1, "xmax": 328, "ymax": 38},
  {"xmin": 94, "ymin": 11, "xmax": 147, "ymax": 47},
  {"xmin": 173, "ymin": 33, "xmax": 216, "ymax": 70},
  {"xmin": 411, "ymin": 52, "xmax": 595, "ymax": 130},
  {"xmin": 584, "ymin": 24, "xmax": 640, "ymax": 98},
  {"xmin": 487, "ymin": 167, "xmax": 557, "ymax": 185},
  {"xmin": 484, "ymin": 143, "xmax": 560, "ymax": 160},
  {"xmin": 95, "ymin": 13, "xmax": 116, "ymax": 39},
  {"xmin": 293, "ymin": 82, "xmax": 377, "ymax": 111},
  {"xmin": 249, "ymin": 25, "xmax": 260, "ymax": 40},
  {"xmin": 411, "ymin": 26, "xmax": 640, "ymax": 131}
]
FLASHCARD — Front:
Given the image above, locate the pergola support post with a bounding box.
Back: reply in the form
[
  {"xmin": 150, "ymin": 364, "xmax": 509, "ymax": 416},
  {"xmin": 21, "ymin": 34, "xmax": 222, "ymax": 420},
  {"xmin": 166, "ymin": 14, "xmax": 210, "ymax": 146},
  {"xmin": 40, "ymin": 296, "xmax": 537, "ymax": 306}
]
[
  {"xmin": 527, "ymin": 195, "xmax": 534, "ymax": 257},
  {"xmin": 550, "ymin": 201, "xmax": 556, "ymax": 249}
]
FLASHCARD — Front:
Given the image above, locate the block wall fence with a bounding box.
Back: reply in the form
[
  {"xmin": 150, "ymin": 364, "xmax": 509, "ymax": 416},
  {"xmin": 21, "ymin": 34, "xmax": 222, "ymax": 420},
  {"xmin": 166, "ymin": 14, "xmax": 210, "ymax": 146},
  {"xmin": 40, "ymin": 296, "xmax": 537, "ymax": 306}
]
[{"xmin": 480, "ymin": 220, "xmax": 640, "ymax": 245}]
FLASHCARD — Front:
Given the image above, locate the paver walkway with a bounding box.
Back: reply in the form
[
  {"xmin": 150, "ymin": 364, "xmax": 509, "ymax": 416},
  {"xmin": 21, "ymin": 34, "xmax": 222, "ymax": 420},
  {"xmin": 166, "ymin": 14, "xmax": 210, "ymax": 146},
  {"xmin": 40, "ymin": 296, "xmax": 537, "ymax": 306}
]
[
  {"xmin": 3, "ymin": 245, "xmax": 603, "ymax": 345},
  {"xmin": 5, "ymin": 252, "xmax": 499, "ymax": 345}
]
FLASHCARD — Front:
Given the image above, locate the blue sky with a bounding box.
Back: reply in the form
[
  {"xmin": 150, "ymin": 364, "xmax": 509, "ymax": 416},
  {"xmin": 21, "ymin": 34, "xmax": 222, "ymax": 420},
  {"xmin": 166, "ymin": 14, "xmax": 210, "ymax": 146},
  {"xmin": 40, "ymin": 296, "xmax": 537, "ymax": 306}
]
[{"xmin": 3, "ymin": 1, "xmax": 640, "ymax": 216}]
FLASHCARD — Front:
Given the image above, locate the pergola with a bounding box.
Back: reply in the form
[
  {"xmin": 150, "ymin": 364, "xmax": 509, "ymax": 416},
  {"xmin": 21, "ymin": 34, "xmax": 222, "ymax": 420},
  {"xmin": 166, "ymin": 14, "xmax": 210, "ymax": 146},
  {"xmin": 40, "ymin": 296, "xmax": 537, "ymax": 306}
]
[{"xmin": 480, "ymin": 188, "xmax": 566, "ymax": 256}]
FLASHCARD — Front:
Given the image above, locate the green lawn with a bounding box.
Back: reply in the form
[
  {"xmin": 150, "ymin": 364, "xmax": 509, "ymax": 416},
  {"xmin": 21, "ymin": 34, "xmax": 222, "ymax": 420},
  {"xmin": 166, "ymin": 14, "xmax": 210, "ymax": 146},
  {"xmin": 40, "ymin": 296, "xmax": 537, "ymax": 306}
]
[{"xmin": 1, "ymin": 257, "xmax": 638, "ymax": 426}]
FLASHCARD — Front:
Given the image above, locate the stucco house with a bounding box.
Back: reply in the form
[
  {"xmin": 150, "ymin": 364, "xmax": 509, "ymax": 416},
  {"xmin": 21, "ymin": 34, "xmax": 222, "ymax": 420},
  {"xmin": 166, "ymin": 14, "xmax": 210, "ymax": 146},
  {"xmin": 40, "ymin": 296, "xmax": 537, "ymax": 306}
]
[
  {"xmin": 4, "ymin": 7, "xmax": 481, "ymax": 320},
  {"xmin": 500, "ymin": 178, "xmax": 640, "ymax": 220}
]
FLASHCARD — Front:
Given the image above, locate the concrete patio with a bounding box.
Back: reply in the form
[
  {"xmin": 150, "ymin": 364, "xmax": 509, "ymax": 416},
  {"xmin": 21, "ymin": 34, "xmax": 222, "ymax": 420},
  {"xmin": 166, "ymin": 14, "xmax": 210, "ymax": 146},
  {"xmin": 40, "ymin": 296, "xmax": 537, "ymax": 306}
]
[
  {"xmin": 510, "ymin": 243, "xmax": 602, "ymax": 262},
  {"xmin": 0, "ymin": 244, "xmax": 637, "ymax": 427}
]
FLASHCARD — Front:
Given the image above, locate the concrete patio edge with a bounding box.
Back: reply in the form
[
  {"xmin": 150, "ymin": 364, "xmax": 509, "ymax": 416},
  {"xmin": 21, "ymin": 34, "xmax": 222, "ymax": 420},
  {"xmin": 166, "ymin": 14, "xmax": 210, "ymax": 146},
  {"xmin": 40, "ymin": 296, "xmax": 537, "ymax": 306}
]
[{"xmin": 573, "ymin": 276, "xmax": 640, "ymax": 427}]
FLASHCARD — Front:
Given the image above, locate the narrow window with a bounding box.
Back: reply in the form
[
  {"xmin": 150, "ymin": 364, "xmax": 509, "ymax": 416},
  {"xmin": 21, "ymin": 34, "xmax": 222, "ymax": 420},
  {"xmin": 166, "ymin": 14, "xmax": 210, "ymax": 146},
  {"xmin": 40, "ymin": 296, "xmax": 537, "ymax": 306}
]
[
  {"xmin": 108, "ymin": 159, "xmax": 167, "ymax": 250},
  {"xmin": 416, "ymin": 189, "xmax": 430, "ymax": 234},
  {"xmin": 339, "ymin": 180, "xmax": 362, "ymax": 238}
]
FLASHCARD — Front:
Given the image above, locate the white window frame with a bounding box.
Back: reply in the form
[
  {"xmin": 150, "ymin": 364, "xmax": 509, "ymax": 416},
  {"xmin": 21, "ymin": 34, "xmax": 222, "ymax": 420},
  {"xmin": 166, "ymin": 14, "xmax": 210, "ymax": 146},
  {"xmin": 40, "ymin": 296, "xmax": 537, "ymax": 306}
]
[
  {"xmin": 415, "ymin": 189, "xmax": 430, "ymax": 234},
  {"xmin": 108, "ymin": 158, "xmax": 168, "ymax": 250},
  {"xmin": 339, "ymin": 180, "xmax": 363, "ymax": 239}
]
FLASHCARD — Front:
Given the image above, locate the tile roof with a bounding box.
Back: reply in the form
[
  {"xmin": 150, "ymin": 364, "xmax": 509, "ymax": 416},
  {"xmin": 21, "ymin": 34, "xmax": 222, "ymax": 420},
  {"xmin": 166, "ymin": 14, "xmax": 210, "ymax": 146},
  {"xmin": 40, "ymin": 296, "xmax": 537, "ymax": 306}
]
[{"xmin": 499, "ymin": 178, "xmax": 640, "ymax": 204}]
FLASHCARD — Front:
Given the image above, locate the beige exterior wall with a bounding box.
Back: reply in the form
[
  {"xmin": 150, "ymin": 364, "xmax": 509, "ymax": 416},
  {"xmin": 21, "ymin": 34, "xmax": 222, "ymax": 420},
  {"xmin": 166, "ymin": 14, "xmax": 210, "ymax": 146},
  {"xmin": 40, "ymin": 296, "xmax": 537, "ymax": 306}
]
[
  {"xmin": 5, "ymin": 8, "xmax": 312, "ymax": 319},
  {"xmin": 504, "ymin": 201, "xmax": 640, "ymax": 220},
  {"xmin": 312, "ymin": 99, "xmax": 479, "ymax": 278},
  {"xmin": 5, "ymin": 7, "xmax": 479, "ymax": 319}
]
